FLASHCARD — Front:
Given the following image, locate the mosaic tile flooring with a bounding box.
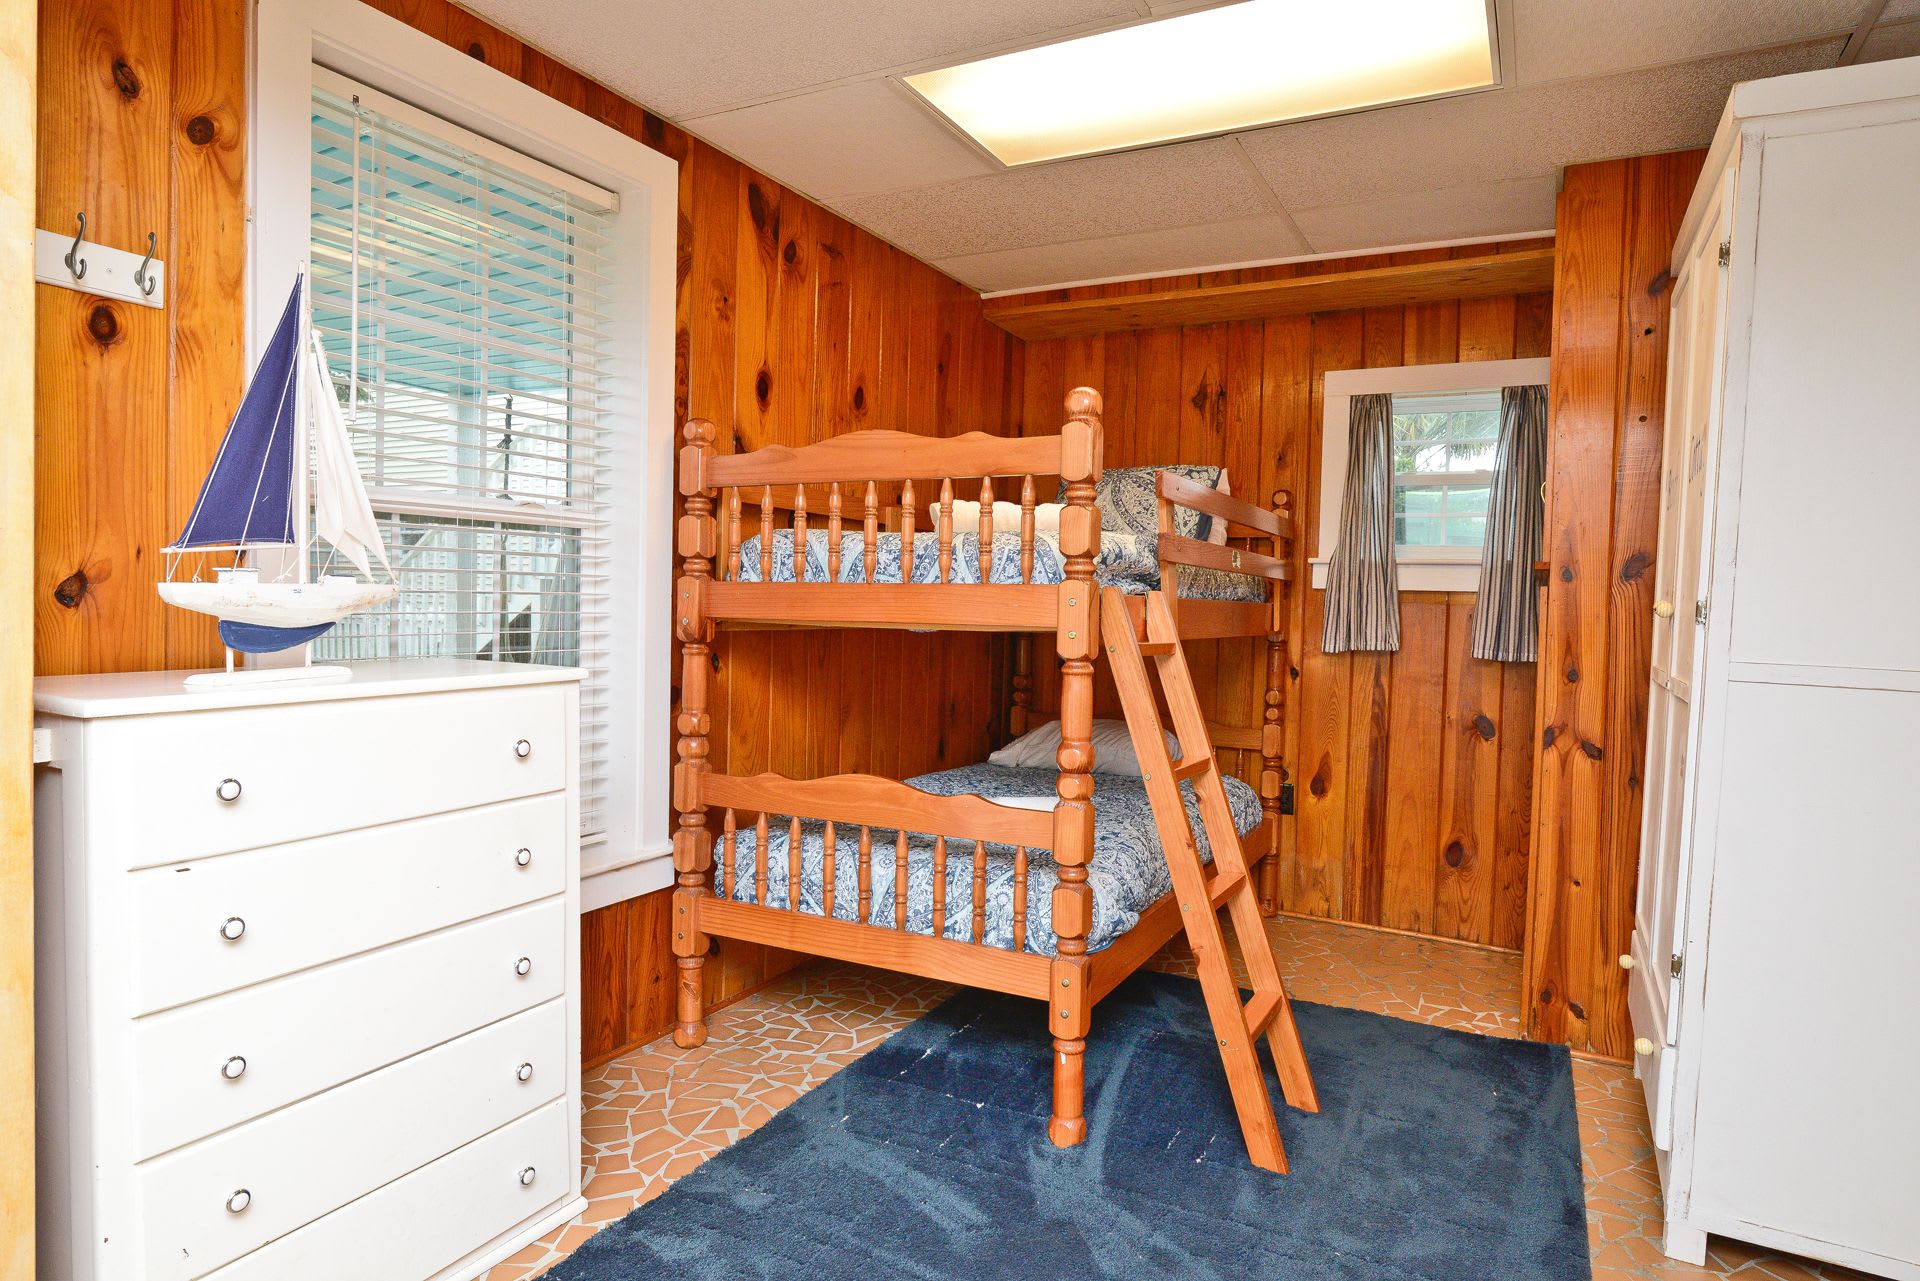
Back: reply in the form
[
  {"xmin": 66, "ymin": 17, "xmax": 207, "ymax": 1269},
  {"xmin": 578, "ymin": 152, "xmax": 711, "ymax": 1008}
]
[{"xmin": 484, "ymin": 914, "xmax": 1867, "ymax": 1281}]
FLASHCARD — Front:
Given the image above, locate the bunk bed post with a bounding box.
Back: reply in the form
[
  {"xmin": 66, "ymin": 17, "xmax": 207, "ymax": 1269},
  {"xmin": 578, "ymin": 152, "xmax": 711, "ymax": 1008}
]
[
  {"xmin": 1049, "ymin": 387, "xmax": 1104, "ymax": 1148},
  {"xmin": 672, "ymin": 419, "xmax": 719, "ymax": 1048},
  {"xmin": 1009, "ymin": 634, "xmax": 1034, "ymax": 737},
  {"xmin": 1256, "ymin": 489, "xmax": 1292, "ymax": 917}
]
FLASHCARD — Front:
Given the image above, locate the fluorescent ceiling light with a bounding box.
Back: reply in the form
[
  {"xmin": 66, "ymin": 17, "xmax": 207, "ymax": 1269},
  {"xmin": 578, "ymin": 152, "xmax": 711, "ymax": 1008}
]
[{"xmin": 905, "ymin": 0, "xmax": 1496, "ymax": 167}]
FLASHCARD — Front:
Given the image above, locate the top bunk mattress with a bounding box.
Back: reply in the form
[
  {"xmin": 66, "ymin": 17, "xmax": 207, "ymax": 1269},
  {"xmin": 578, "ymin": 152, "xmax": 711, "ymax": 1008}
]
[
  {"xmin": 708, "ymin": 762, "xmax": 1265, "ymax": 955},
  {"xmin": 728, "ymin": 528, "xmax": 1264, "ymax": 602}
]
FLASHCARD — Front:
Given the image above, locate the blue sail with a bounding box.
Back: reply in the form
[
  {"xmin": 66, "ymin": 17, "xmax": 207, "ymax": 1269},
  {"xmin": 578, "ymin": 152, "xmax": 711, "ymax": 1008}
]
[{"xmin": 171, "ymin": 278, "xmax": 305, "ymax": 549}]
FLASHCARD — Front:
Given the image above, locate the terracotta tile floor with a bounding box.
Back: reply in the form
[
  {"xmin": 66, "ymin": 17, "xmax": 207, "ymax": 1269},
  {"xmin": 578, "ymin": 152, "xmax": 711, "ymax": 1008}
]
[{"xmin": 485, "ymin": 914, "xmax": 1867, "ymax": 1281}]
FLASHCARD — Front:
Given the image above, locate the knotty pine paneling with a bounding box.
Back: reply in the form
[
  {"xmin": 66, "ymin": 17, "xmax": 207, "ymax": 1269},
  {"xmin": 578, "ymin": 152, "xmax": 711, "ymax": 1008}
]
[
  {"xmin": 32, "ymin": 0, "xmax": 1017, "ymax": 1066},
  {"xmin": 1009, "ymin": 245, "xmax": 1553, "ymax": 950},
  {"xmin": 1526, "ymin": 151, "xmax": 1704, "ymax": 1059}
]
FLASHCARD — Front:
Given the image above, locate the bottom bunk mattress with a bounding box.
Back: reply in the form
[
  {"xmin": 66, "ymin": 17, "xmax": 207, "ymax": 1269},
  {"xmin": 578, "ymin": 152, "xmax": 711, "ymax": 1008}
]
[{"xmin": 707, "ymin": 763, "xmax": 1264, "ymax": 956}]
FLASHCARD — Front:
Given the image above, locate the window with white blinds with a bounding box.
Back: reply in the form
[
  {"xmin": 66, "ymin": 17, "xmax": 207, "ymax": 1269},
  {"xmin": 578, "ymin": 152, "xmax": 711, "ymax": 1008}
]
[{"xmin": 308, "ymin": 70, "xmax": 618, "ymax": 840}]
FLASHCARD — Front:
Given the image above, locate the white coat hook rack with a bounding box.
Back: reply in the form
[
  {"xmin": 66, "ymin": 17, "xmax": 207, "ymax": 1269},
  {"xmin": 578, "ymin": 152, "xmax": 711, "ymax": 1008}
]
[{"xmin": 35, "ymin": 210, "xmax": 166, "ymax": 308}]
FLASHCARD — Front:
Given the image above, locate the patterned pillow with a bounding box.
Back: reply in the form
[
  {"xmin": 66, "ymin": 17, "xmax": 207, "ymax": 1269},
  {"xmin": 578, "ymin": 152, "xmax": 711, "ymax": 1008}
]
[{"xmin": 1061, "ymin": 465, "xmax": 1223, "ymax": 540}]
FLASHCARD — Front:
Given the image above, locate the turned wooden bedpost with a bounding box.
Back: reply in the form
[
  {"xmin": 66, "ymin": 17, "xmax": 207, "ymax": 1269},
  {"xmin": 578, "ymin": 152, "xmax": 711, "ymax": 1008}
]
[
  {"xmin": 1257, "ymin": 489, "xmax": 1292, "ymax": 917},
  {"xmin": 1009, "ymin": 634, "xmax": 1034, "ymax": 737},
  {"xmin": 1050, "ymin": 387, "xmax": 1103, "ymax": 1148},
  {"xmin": 672, "ymin": 419, "xmax": 718, "ymax": 1048}
]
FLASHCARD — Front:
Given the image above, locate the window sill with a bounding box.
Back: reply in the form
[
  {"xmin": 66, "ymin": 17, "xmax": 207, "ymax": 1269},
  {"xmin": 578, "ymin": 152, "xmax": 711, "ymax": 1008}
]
[
  {"xmin": 1309, "ymin": 556, "xmax": 1482, "ymax": 593},
  {"xmin": 581, "ymin": 838, "xmax": 674, "ymax": 913}
]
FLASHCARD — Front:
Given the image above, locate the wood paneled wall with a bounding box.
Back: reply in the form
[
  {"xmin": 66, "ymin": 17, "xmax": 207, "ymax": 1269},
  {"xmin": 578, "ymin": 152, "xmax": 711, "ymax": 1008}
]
[
  {"xmin": 29, "ymin": 0, "xmax": 1016, "ymax": 1064},
  {"xmin": 33, "ymin": 0, "xmax": 246, "ymax": 676},
  {"xmin": 1526, "ymin": 150, "xmax": 1705, "ymax": 1058},
  {"xmin": 1008, "ymin": 246, "xmax": 1552, "ymax": 949},
  {"xmin": 4, "ymin": 0, "xmax": 39, "ymax": 1273}
]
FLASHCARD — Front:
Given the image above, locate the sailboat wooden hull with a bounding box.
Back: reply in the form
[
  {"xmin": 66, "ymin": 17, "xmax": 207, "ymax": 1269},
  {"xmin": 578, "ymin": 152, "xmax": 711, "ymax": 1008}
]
[{"xmin": 159, "ymin": 578, "xmax": 398, "ymax": 629}]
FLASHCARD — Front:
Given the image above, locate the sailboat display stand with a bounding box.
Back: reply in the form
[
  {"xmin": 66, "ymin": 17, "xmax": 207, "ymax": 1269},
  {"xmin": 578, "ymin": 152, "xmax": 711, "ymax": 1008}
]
[{"xmin": 159, "ymin": 276, "xmax": 398, "ymax": 689}]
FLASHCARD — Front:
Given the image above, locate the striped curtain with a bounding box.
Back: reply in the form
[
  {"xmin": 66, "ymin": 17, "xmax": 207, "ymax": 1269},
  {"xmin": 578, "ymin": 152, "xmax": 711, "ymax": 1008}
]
[
  {"xmin": 1470, "ymin": 384, "xmax": 1549, "ymax": 661},
  {"xmin": 1322, "ymin": 392, "xmax": 1400, "ymax": 653}
]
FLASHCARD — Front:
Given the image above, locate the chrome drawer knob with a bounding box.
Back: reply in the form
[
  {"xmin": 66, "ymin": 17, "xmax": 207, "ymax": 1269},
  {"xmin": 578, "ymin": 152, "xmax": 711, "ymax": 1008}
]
[
  {"xmin": 221, "ymin": 1056, "xmax": 247, "ymax": 1081},
  {"xmin": 219, "ymin": 916, "xmax": 247, "ymax": 942},
  {"xmin": 514, "ymin": 738, "xmax": 532, "ymax": 759},
  {"xmin": 516, "ymin": 1061, "xmax": 534, "ymax": 1083},
  {"xmin": 216, "ymin": 778, "xmax": 243, "ymax": 802},
  {"xmin": 515, "ymin": 847, "xmax": 533, "ymax": 868},
  {"xmin": 226, "ymin": 1189, "xmax": 251, "ymax": 1214},
  {"xmin": 514, "ymin": 956, "xmax": 533, "ymax": 977},
  {"xmin": 518, "ymin": 1166, "xmax": 537, "ymax": 1187}
]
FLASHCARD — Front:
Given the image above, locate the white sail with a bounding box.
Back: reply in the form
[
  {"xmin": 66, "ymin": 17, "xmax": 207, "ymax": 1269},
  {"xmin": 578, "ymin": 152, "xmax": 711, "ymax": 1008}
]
[{"xmin": 307, "ymin": 329, "xmax": 393, "ymax": 581}]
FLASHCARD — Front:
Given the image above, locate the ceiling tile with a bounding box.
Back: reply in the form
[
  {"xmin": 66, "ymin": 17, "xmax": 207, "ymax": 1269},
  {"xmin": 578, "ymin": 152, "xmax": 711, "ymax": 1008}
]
[
  {"xmin": 935, "ymin": 214, "xmax": 1312, "ymax": 293},
  {"xmin": 1289, "ymin": 176, "xmax": 1559, "ymax": 255},
  {"xmin": 1511, "ymin": 0, "xmax": 1861, "ymax": 83},
  {"xmin": 459, "ymin": 0, "xmax": 1139, "ymax": 119},
  {"xmin": 1239, "ymin": 42, "xmax": 1841, "ymax": 211},
  {"xmin": 1881, "ymin": 0, "xmax": 1920, "ymax": 20},
  {"xmin": 837, "ymin": 136, "xmax": 1279, "ymax": 261},
  {"xmin": 1859, "ymin": 19, "xmax": 1920, "ymax": 61},
  {"xmin": 687, "ymin": 81, "xmax": 995, "ymax": 200}
]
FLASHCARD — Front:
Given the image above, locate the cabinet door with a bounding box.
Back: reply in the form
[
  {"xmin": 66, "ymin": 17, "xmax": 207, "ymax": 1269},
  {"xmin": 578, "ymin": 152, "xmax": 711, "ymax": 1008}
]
[{"xmin": 1629, "ymin": 181, "xmax": 1730, "ymax": 1148}]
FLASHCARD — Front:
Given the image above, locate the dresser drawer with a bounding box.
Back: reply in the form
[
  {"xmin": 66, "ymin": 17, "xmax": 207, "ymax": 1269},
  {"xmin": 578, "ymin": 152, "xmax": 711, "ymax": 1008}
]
[
  {"xmin": 137, "ymin": 999, "xmax": 567, "ymax": 1280},
  {"xmin": 131, "ymin": 794, "xmax": 567, "ymax": 1014},
  {"xmin": 201, "ymin": 1099, "xmax": 574, "ymax": 1281},
  {"xmin": 134, "ymin": 899, "xmax": 565, "ymax": 1161},
  {"xmin": 90, "ymin": 684, "xmax": 568, "ymax": 868}
]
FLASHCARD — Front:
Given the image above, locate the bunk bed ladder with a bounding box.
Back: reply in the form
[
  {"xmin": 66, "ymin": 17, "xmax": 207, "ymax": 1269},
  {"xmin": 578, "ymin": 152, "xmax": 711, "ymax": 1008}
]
[{"xmin": 1100, "ymin": 586, "xmax": 1320, "ymax": 1173}]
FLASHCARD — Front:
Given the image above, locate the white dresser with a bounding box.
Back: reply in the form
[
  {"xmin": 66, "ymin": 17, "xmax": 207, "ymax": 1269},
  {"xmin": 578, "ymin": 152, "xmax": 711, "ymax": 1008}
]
[
  {"xmin": 33, "ymin": 659, "xmax": 587, "ymax": 1281},
  {"xmin": 1629, "ymin": 60, "xmax": 1920, "ymax": 1278}
]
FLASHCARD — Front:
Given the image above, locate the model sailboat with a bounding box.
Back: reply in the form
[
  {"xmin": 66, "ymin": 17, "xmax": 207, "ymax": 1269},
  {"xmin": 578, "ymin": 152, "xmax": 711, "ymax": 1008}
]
[{"xmin": 160, "ymin": 276, "xmax": 398, "ymax": 688}]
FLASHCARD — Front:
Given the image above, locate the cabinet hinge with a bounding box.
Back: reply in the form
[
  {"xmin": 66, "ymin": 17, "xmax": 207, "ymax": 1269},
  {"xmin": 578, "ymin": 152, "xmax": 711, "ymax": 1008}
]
[
  {"xmin": 1694, "ymin": 598, "xmax": 1709, "ymax": 626},
  {"xmin": 1670, "ymin": 953, "xmax": 1685, "ymax": 980},
  {"xmin": 1717, "ymin": 240, "xmax": 1731, "ymax": 268}
]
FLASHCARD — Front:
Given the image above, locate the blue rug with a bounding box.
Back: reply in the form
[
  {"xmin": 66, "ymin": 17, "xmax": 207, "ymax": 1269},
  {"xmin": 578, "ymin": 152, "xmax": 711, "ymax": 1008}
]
[{"xmin": 547, "ymin": 970, "xmax": 1589, "ymax": 1280}]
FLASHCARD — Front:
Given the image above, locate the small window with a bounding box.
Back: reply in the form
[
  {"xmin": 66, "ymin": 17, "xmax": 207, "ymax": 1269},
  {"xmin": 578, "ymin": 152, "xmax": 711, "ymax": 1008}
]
[{"xmin": 1390, "ymin": 390, "xmax": 1498, "ymax": 551}]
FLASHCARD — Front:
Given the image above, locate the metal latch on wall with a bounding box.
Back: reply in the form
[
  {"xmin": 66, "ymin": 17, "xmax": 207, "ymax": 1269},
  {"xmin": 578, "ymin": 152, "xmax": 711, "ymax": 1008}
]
[
  {"xmin": 1670, "ymin": 953, "xmax": 1685, "ymax": 979},
  {"xmin": 1718, "ymin": 240, "xmax": 1731, "ymax": 268},
  {"xmin": 1694, "ymin": 599, "xmax": 1709, "ymax": 626}
]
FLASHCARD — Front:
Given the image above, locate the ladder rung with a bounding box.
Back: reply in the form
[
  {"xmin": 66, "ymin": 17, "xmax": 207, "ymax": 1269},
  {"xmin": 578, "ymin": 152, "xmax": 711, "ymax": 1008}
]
[
  {"xmin": 1243, "ymin": 991, "xmax": 1285, "ymax": 1039},
  {"xmin": 1172, "ymin": 756, "xmax": 1212, "ymax": 784},
  {"xmin": 1138, "ymin": 641, "xmax": 1177, "ymax": 657},
  {"xmin": 1207, "ymin": 870, "xmax": 1245, "ymax": 909}
]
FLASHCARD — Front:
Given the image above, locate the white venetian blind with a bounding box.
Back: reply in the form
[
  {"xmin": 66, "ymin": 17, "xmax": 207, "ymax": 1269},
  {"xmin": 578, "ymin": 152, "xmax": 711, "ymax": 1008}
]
[{"xmin": 307, "ymin": 69, "xmax": 618, "ymax": 840}]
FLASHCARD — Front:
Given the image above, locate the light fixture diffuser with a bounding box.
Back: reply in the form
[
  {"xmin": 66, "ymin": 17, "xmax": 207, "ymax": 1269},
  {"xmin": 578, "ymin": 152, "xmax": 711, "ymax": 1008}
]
[{"xmin": 905, "ymin": 0, "xmax": 1497, "ymax": 167}]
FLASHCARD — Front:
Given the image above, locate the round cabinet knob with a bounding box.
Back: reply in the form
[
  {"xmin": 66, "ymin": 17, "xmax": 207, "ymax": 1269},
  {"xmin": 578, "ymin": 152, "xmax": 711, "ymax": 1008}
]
[
  {"xmin": 1634, "ymin": 1037, "xmax": 1655, "ymax": 1057},
  {"xmin": 216, "ymin": 777, "xmax": 243, "ymax": 802},
  {"xmin": 226, "ymin": 1189, "xmax": 252, "ymax": 1214},
  {"xmin": 221, "ymin": 1056, "xmax": 247, "ymax": 1081},
  {"xmin": 518, "ymin": 1166, "xmax": 537, "ymax": 1187},
  {"xmin": 514, "ymin": 738, "xmax": 532, "ymax": 759},
  {"xmin": 516, "ymin": 1061, "xmax": 534, "ymax": 1083},
  {"xmin": 1618, "ymin": 954, "xmax": 1635, "ymax": 971},
  {"xmin": 218, "ymin": 916, "xmax": 247, "ymax": 942},
  {"xmin": 515, "ymin": 847, "xmax": 533, "ymax": 868},
  {"xmin": 1653, "ymin": 599, "xmax": 1675, "ymax": 619},
  {"xmin": 514, "ymin": 956, "xmax": 533, "ymax": 977}
]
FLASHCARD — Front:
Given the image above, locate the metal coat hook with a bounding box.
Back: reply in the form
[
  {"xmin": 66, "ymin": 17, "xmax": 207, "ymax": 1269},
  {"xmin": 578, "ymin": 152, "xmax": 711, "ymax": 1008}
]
[
  {"xmin": 64, "ymin": 213, "xmax": 87, "ymax": 281},
  {"xmin": 134, "ymin": 232, "xmax": 157, "ymax": 297}
]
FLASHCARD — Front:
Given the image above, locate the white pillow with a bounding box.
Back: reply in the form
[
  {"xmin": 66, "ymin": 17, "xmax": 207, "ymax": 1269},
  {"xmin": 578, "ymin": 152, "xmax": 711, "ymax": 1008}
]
[
  {"xmin": 928, "ymin": 500, "xmax": 1065, "ymax": 536},
  {"xmin": 987, "ymin": 718, "xmax": 1181, "ymax": 776},
  {"xmin": 1207, "ymin": 470, "xmax": 1233, "ymax": 546}
]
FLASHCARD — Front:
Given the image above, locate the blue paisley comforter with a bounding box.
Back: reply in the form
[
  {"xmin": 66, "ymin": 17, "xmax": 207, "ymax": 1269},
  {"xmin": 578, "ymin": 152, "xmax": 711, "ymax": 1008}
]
[
  {"xmin": 709, "ymin": 763, "xmax": 1264, "ymax": 955},
  {"xmin": 729, "ymin": 528, "xmax": 1264, "ymax": 602}
]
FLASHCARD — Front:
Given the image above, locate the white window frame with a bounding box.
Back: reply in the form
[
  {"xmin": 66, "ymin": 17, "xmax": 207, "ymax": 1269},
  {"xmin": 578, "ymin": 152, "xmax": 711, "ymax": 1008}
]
[
  {"xmin": 1314, "ymin": 357, "xmax": 1550, "ymax": 592},
  {"xmin": 254, "ymin": 0, "xmax": 678, "ymax": 909}
]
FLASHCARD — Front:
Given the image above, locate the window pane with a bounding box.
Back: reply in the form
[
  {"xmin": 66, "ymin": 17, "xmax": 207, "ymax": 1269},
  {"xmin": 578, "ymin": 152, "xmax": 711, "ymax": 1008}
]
[
  {"xmin": 1443, "ymin": 514, "xmax": 1487, "ymax": 547},
  {"xmin": 1454, "ymin": 409, "xmax": 1499, "ymax": 440},
  {"xmin": 1398, "ymin": 486, "xmax": 1443, "ymax": 514},
  {"xmin": 1397, "ymin": 515, "xmax": 1443, "ymax": 546},
  {"xmin": 1451, "ymin": 485, "xmax": 1491, "ymax": 514}
]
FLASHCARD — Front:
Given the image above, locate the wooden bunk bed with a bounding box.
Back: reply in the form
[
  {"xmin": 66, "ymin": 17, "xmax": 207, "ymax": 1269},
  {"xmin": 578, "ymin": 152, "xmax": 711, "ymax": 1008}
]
[{"xmin": 671, "ymin": 387, "xmax": 1317, "ymax": 1168}]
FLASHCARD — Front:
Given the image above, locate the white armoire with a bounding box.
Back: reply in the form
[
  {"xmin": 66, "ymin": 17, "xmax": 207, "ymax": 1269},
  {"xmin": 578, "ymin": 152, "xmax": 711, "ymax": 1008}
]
[{"xmin": 1629, "ymin": 59, "xmax": 1920, "ymax": 1279}]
